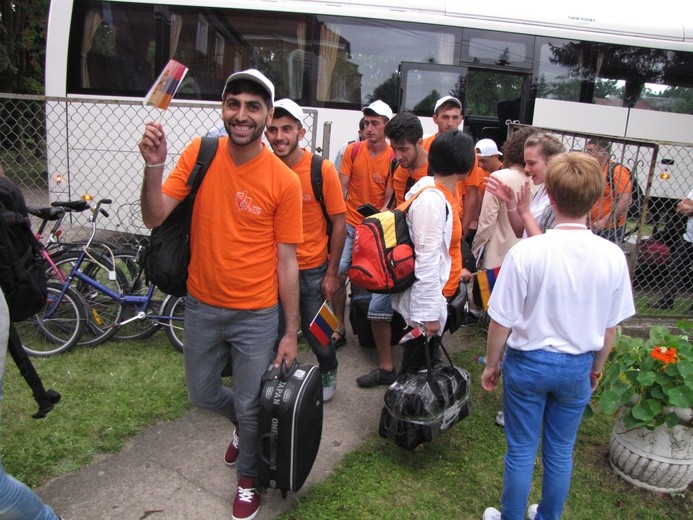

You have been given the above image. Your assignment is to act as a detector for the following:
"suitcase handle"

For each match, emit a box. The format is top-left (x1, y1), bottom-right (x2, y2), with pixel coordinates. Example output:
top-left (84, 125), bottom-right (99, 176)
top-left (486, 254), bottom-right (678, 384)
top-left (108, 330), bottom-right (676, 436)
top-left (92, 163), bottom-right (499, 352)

top-left (259, 431), bottom-right (278, 470)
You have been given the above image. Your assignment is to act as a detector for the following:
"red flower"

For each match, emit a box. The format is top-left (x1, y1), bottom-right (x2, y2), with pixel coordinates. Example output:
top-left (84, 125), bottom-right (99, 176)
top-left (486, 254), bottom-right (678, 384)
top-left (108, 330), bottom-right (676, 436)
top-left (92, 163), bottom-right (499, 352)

top-left (650, 345), bottom-right (677, 365)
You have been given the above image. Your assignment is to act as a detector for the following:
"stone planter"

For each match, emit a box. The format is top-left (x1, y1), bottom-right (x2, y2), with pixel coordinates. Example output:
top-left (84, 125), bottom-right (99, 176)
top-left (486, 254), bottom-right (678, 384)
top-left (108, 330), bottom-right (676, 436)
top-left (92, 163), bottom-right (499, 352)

top-left (609, 409), bottom-right (693, 493)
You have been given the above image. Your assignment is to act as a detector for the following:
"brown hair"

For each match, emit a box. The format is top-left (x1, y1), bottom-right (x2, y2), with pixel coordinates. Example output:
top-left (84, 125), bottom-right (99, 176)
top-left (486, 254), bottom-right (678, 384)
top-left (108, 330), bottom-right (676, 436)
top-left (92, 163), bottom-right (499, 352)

top-left (501, 126), bottom-right (540, 167)
top-left (524, 133), bottom-right (565, 162)
top-left (545, 152), bottom-right (605, 218)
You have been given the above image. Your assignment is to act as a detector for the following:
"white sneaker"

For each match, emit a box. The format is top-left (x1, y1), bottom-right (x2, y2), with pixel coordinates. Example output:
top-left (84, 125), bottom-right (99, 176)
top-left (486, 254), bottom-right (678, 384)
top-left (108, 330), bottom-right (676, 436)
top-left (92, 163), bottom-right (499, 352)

top-left (322, 368), bottom-right (337, 402)
top-left (482, 507), bottom-right (502, 520)
top-left (527, 504), bottom-right (538, 520)
top-left (495, 411), bottom-right (505, 427)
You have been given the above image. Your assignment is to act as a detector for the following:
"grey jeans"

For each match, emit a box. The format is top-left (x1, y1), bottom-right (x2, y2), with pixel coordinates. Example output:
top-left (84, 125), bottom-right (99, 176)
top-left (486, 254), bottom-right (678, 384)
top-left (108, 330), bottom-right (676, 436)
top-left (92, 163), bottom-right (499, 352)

top-left (183, 294), bottom-right (278, 478)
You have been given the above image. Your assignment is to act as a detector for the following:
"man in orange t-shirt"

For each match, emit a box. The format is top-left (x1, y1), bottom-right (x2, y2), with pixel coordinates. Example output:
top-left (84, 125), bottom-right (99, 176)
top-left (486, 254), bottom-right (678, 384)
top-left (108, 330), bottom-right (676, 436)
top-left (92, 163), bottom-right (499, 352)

top-left (332, 99), bottom-right (394, 350)
top-left (139, 69), bottom-right (302, 520)
top-left (265, 98), bottom-right (346, 402)
top-left (423, 96), bottom-right (484, 239)
top-left (355, 111), bottom-right (429, 388)
top-left (585, 137), bottom-right (632, 244)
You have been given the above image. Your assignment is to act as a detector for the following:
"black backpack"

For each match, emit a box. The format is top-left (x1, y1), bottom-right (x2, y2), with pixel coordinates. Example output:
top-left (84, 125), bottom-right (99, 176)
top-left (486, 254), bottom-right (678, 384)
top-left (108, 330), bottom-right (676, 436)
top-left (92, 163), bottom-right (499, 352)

top-left (607, 162), bottom-right (641, 220)
top-left (144, 137), bottom-right (218, 296)
top-left (310, 154), bottom-right (332, 238)
top-left (0, 176), bottom-right (47, 321)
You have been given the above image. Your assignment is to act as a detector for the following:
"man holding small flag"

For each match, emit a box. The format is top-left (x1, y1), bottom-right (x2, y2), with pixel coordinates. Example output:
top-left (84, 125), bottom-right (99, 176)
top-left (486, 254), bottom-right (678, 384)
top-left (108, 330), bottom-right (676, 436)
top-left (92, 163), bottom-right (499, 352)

top-left (266, 98), bottom-right (347, 402)
top-left (139, 69), bottom-right (303, 520)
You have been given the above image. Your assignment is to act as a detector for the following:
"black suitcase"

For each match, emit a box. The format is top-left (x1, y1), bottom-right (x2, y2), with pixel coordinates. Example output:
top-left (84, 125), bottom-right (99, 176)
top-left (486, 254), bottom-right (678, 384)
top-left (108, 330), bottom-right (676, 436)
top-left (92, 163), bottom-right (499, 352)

top-left (257, 360), bottom-right (323, 497)
top-left (379, 338), bottom-right (471, 450)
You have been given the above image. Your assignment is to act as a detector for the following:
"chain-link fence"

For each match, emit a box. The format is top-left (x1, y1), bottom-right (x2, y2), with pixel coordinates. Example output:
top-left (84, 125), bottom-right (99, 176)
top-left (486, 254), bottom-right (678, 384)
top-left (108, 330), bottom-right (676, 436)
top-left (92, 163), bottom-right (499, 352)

top-left (0, 92), bottom-right (318, 244)
top-left (509, 123), bottom-right (693, 318)
top-left (2, 94), bottom-right (691, 317)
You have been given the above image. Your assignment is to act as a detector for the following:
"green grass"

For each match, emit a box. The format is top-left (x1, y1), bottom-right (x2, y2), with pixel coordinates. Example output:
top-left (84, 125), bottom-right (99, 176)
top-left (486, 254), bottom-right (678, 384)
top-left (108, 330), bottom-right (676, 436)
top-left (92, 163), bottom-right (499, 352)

top-left (1, 327), bottom-right (691, 518)
top-left (280, 328), bottom-right (692, 520)
top-left (0, 333), bottom-right (190, 487)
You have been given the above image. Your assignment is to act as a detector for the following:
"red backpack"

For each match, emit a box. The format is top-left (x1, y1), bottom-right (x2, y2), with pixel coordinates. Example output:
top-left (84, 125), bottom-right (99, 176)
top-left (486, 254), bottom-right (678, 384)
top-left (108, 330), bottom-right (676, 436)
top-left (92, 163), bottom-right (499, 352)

top-left (349, 186), bottom-right (439, 294)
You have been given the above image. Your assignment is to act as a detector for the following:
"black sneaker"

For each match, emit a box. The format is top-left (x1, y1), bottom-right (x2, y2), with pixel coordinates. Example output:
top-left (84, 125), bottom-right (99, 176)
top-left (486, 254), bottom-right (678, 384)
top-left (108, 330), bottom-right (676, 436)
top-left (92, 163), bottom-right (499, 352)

top-left (356, 368), bottom-right (397, 388)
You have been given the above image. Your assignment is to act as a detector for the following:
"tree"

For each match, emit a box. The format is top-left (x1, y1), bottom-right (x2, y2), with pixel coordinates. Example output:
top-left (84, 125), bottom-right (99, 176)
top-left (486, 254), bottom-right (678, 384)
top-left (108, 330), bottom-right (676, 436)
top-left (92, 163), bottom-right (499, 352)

top-left (0, 0), bottom-right (48, 93)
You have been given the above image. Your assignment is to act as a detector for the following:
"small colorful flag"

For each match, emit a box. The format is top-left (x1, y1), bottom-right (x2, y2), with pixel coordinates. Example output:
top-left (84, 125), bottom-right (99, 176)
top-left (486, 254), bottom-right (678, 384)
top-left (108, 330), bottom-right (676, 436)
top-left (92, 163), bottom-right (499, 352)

top-left (399, 326), bottom-right (422, 344)
top-left (476, 266), bottom-right (501, 310)
top-left (308, 301), bottom-right (339, 346)
top-left (143, 60), bottom-right (189, 110)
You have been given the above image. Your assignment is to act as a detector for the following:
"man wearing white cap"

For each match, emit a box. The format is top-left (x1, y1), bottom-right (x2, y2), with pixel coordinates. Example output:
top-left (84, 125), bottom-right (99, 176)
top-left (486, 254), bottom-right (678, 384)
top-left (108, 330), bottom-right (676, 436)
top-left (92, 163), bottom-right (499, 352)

top-left (139, 69), bottom-right (303, 520)
top-left (265, 98), bottom-right (346, 402)
top-left (423, 96), bottom-right (484, 240)
top-left (331, 99), bottom-right (395, 352)
top-left (476, 138), bottom-right (503, 177)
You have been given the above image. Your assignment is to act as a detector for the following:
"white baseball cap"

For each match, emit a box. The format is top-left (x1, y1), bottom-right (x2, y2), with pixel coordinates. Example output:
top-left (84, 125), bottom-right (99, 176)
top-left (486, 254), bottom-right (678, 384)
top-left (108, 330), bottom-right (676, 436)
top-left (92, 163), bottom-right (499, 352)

top-left (222, 69), bottom-right (275, 105)
top-left (362, 100), bottom-right (393, 120)
top-left (475, 138), bottom-right (502, 157)
top-left (273, 98), bottom-right (304, 123)
top-left (434, 95), bottom-right (462, 114)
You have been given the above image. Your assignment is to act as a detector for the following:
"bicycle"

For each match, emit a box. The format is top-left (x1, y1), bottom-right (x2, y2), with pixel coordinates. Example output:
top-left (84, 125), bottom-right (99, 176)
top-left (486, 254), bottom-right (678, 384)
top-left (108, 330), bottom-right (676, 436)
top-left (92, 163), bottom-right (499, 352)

top-left (21, 198), bottom-right (186, 356)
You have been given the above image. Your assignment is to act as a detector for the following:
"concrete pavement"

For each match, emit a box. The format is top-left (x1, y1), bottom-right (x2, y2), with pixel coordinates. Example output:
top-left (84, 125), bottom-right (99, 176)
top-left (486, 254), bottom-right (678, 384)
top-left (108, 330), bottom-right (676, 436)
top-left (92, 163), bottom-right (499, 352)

top-left (36, 328), bottom-right (474, 520)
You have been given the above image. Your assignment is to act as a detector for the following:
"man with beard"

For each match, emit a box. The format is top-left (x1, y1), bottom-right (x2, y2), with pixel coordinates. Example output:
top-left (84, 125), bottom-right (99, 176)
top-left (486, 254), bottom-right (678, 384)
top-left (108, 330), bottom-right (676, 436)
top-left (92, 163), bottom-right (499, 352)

top-left (265, 98), bottom-right (346, 401)
top-left (139, 69), bottom-right (303, 520)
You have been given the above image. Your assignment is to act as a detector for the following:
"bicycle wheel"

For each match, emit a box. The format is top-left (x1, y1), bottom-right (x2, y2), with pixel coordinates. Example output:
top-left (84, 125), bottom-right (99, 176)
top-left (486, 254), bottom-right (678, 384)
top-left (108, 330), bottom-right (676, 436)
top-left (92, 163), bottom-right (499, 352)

top-left (17, 282), bottom-right (88, 357)
top-left (162, 295), bottom-right (185, 353)
top-left (111, 250), bottom-right (163, 341)
top-left (50, 251), bottom-right (125, 347)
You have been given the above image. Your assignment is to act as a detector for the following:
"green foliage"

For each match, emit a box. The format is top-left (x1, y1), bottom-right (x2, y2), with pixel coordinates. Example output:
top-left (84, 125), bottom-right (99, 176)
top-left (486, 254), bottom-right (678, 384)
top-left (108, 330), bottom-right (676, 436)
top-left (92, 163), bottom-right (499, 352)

top-left (0, 0), bottom-right (49, 93)
top-left (593, 321), bottom-right (693, 430)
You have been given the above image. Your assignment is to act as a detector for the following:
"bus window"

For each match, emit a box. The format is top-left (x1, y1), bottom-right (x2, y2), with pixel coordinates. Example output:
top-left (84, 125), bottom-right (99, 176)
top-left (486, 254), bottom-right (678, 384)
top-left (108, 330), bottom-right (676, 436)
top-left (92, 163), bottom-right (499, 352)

top-left (535, 38), bottom-right (582, 102)
top-left (315, 16), bottom-right (460, 109)
top-left (399, 63), bottom-right (465, 116)
top-left (461, 28), bottom-right (533, 68)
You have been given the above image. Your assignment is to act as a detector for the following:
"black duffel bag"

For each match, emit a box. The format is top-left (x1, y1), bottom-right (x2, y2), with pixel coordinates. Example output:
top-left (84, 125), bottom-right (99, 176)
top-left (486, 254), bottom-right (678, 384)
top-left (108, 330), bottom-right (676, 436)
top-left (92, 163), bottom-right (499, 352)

top-left (379, 336), bottom-right (471, 450)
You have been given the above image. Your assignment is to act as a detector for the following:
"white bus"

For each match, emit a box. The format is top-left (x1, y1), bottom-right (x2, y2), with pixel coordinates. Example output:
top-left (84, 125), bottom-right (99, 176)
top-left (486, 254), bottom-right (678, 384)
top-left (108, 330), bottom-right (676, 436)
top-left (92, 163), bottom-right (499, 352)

top-left (45, 0), bottom-right (693, 231)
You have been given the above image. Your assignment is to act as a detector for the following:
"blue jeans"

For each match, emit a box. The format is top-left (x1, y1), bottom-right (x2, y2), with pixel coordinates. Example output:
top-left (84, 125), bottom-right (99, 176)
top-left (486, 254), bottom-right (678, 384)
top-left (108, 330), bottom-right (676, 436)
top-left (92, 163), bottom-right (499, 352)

top-left (299, 263), bottom-right (338, 373)
top-left (0, 457), bottom-right (58, 520)
top-left (338, 223), bottom-right (355, 275)
top-left (278, 263), bottom-right (338, 373)
top-left (183, 294), bottom-right (277, 479)
top-left (501, 348), bottom-right (593, 520)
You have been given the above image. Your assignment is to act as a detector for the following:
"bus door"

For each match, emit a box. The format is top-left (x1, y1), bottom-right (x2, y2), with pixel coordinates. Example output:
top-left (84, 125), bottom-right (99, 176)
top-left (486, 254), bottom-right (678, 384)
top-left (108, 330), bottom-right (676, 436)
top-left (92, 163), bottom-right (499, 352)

top-left (399, 62), bottom-right (530, 146)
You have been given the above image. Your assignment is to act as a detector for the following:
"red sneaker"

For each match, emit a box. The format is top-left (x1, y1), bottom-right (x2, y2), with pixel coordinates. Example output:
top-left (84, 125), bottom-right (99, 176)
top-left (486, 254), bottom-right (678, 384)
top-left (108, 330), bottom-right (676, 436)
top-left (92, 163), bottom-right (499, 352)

top-left (224, 429), bottom-right (239, 466)
top-left (232, 476), bottom-right (260, 520)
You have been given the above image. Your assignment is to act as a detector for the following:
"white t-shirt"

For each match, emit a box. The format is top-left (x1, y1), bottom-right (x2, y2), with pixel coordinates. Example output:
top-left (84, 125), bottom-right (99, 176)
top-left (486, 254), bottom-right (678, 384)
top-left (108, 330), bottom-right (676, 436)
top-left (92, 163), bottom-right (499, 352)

top-left (488, 228), bottom-right (635, 355)
top-left (523, 184), bottom-right (554, 238)
top-left (391, 177), bottom-right (452, 331)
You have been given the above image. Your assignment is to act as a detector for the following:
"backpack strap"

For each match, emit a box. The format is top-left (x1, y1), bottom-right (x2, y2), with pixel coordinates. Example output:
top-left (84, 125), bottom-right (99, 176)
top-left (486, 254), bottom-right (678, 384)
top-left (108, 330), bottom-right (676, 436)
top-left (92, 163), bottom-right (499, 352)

top-left (310, 153), bottom-right (333, 237)
top-left (186, 137), bottom-right (219, 195)
top-left (350, 140), bottom-right (363, 162)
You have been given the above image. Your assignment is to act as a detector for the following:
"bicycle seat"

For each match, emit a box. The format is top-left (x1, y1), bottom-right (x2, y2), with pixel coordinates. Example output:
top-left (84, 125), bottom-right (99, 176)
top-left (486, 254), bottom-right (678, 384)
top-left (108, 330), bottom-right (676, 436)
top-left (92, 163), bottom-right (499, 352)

top-left (51, 200), bottom-right (90, 212)
top-left (27, 206), bottom-right (65, 221)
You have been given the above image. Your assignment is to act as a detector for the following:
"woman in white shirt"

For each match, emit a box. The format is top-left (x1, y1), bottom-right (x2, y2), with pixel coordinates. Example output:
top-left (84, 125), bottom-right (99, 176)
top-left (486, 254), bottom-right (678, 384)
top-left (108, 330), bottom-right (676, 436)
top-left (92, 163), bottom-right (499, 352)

top-left (392, 129), bottom-right (475, 371)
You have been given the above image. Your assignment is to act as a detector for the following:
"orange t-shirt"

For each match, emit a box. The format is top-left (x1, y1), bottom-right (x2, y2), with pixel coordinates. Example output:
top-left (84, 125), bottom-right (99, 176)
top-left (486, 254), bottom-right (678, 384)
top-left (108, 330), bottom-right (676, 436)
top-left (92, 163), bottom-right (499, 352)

top-left (340, 141), bottom-right (393, 226)
top-left (162, 138), bottom-right (303, 309)
top-left (391, 163), bottom-right (428, 206)
top-left (589, 161), bottom-right (632, 228)
top-left (292, 150), bottom-right (346, 270)
top-left (437, 181), bottom-right (463, 298)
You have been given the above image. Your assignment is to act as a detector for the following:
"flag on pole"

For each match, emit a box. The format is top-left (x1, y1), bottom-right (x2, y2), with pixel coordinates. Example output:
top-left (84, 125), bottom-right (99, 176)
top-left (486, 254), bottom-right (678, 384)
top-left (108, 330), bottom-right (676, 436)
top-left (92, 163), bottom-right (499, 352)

top-left (308, 301), bottom-right (339, 346)
top-left (143, 60), bottom-right (189, 110)
top-left (476, 266), bottom-right (501, 310)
